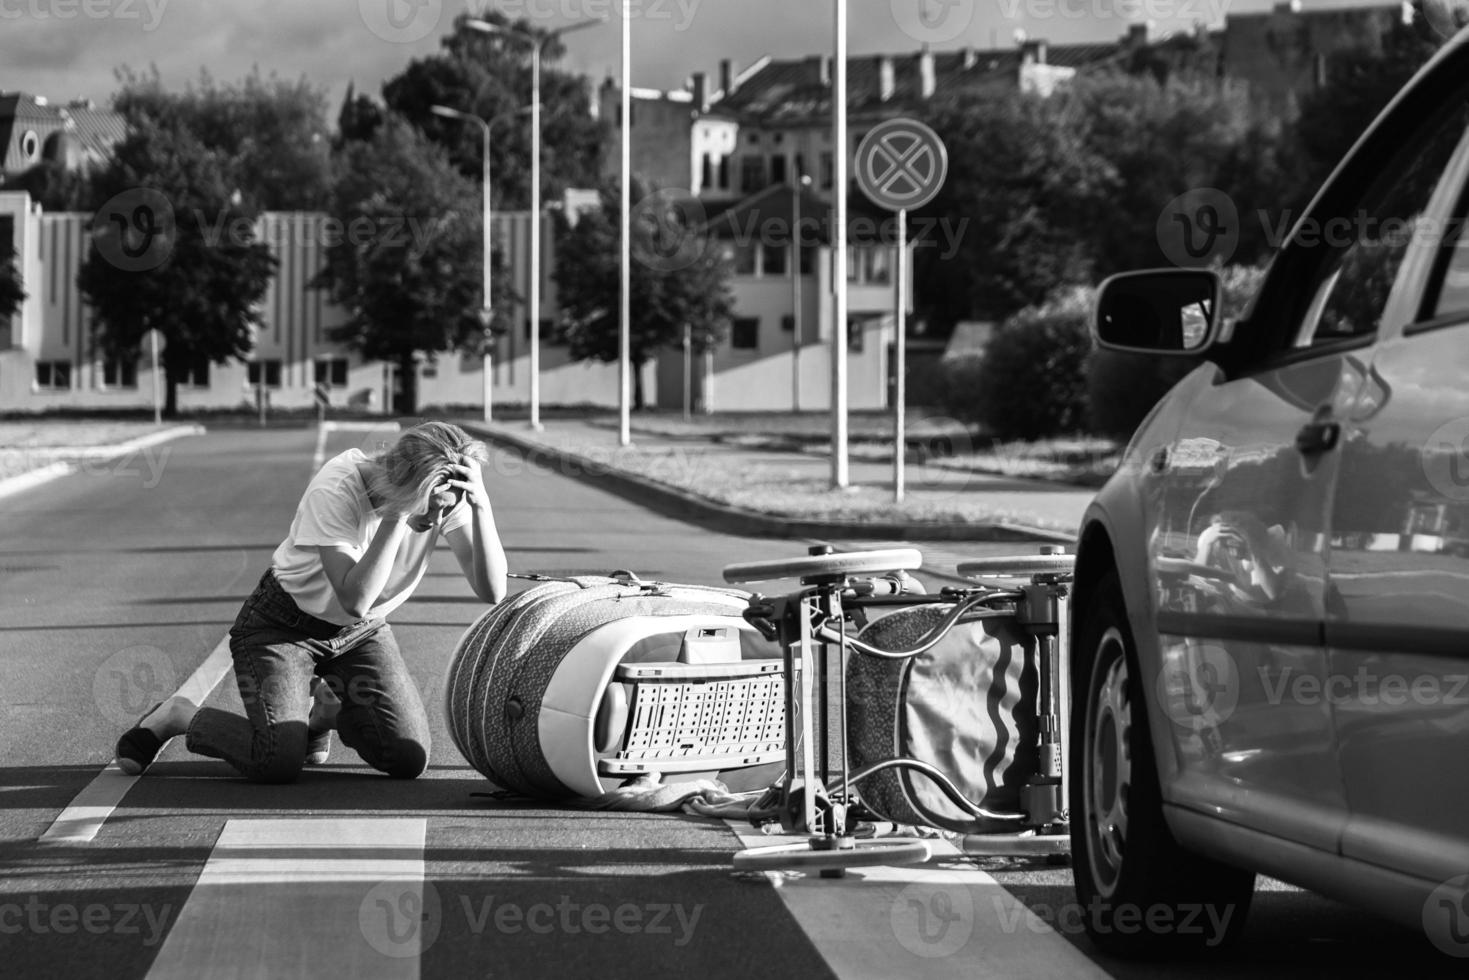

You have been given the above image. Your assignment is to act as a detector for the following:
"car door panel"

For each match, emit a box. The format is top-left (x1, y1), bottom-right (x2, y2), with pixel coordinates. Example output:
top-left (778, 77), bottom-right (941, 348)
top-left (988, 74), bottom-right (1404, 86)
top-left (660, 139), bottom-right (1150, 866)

top-left (1328, 329), bottom-right (1469, 883)
top-left (1150, 354), bottom-right (1362, 853)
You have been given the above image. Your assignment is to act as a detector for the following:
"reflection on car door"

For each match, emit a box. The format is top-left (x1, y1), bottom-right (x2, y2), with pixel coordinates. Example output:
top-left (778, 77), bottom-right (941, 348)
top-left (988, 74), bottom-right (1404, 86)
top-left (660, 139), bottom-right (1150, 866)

top-left (1326, 117), bottom-right (1469, 885)
top-left (1151, 354), bottom-right (1355, 855)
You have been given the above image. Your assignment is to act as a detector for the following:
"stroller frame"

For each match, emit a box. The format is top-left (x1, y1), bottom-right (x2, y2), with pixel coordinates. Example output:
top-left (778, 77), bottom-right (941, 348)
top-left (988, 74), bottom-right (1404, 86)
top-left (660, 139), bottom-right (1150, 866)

top-left (722, 546), bottom-right (1075, 874)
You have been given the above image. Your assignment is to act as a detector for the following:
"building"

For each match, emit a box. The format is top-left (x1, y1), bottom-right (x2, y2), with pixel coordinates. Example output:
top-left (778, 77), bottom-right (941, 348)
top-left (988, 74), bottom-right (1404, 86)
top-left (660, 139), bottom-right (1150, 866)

top-left (0, 191), bottom-right (634, 414)
top-left (1220, 1), bottom-right (1413, 111)
top-left (618, 36), bottom-right (1133, 413)
top-left (0, 93), bottom-right (125, 178)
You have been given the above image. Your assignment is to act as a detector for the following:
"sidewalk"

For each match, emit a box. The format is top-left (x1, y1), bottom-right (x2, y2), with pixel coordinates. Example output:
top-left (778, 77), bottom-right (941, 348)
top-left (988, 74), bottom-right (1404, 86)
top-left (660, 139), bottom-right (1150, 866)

top-left (468, 418), bottom-right (1096, 543)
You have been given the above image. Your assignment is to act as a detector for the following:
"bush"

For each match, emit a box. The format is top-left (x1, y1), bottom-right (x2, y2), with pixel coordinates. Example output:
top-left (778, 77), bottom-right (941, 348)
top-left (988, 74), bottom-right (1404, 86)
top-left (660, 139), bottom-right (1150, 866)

top-left (1085, 264), bottom-right (1267, 439)
top-left (941, 302), bottom-right (1093, 441)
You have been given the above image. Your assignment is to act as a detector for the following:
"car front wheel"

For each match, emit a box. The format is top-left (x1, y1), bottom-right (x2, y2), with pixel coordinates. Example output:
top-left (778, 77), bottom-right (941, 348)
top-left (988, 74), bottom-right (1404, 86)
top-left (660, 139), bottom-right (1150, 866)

top-left (1069, 570), bottom-right (1255, 956)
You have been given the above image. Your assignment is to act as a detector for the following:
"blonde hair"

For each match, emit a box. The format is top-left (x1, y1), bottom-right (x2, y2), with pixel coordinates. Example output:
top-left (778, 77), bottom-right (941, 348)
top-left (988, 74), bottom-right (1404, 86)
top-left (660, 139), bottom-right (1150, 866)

top-left (368, 421), bottom-right (489, 515)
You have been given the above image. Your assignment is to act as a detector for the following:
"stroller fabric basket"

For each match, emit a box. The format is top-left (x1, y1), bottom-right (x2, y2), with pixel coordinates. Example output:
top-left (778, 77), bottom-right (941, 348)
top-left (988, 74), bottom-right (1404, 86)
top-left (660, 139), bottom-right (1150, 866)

top-left (445, 575), bottom-right (785, 800)
top-left (847, 604), bottom-right (1039, 833)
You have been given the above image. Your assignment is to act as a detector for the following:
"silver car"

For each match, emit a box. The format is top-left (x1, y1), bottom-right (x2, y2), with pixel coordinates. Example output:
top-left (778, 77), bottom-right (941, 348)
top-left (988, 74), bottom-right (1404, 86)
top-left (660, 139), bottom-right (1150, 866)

top-left (1070, 27), bottom-right (1469, 957)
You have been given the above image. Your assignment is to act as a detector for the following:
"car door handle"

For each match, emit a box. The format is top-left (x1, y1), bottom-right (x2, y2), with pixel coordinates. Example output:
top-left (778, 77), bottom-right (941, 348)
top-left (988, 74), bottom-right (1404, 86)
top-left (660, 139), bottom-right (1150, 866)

top-left (1295, 420), bottom-right (1341, 456)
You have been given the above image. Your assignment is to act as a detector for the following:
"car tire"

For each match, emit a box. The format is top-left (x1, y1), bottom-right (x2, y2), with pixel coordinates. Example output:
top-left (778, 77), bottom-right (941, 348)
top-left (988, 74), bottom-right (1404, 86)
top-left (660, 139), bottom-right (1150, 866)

top-left (1069, 570), bottom-right (1255, 956)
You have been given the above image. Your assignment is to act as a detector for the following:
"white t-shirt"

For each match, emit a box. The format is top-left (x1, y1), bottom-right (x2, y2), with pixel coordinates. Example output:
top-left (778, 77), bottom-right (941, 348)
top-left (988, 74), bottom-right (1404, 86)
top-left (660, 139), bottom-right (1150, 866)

top-left (272, 449), bottom-right (470, 625)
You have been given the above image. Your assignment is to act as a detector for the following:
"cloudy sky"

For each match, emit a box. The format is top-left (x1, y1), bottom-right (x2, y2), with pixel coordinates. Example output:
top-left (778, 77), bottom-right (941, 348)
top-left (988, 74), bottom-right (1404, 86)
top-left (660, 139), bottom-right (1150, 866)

top-left (0, 0), bottom-right (1393, 112)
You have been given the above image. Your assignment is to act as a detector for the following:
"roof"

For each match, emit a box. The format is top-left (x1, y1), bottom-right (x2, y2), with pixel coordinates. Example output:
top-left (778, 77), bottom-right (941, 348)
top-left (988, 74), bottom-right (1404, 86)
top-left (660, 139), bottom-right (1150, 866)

top-left (714, 44), bottom-right (1125, 124)
top-left (63, 105), bottom-right (129, 159)
top-left (0, 92), bottom-right (127, 168)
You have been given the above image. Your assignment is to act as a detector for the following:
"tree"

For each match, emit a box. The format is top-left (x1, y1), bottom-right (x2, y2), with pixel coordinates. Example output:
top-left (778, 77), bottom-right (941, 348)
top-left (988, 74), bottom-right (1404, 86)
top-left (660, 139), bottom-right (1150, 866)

top-left (554, 179), bottom-right (734, 409)
top-left (317, 115), bottom-right (510, 415)
top-left (114, 66), bottom-right (334, 210)
top-left (382, 12), bottom-right (605, 209)
top-left (1, 159), bottom-right (93, 211)
top-left (916, 91), bottom-right (1100, 328)
top-left (1066, 71), bottom-right (1256, 277)
top-left (1296, 16), bottom-right (1440, 188)
top-left (78, 117), bottom-right (277, 417)
top-left (336, 81), bottom-right (384, 148)
top-left (0, 255), bottom-right (25, 321)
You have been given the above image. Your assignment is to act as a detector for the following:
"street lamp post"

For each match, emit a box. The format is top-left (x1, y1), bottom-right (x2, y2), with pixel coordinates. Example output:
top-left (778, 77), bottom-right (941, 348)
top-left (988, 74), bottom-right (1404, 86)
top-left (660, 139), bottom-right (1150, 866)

top-left (430, 103), bottom-right (532, 424)
top-left (831, 0), bottom-right (849, 490)
top-left (791, 172), bottom-right (813, 413)
top-left (466, 16), bottom-right (604, 432)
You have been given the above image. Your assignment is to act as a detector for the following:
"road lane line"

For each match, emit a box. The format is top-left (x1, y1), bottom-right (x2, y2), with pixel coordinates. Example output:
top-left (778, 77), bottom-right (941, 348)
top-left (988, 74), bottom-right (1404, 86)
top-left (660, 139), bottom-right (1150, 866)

top-left (39, 636), bottom-right (234, 844)
top-left (726, 822), bottom-right (1111, 980)
top-left (312, 421), bottom-right (334, 470)
top-left (146, 818), bottom-right (426, 980)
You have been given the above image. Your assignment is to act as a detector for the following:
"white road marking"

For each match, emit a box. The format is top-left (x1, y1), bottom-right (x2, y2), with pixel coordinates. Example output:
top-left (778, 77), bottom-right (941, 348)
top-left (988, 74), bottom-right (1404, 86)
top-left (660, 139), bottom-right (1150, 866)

top-left (313, 420), bottom-right (401, 470)
top-left (39, 637), bottom-right (234, 844)
top-left (312, 422), bottom-right (332, 470)
top-left (146, 818), bottom-right (426, 979)
top-left (0, 425), bottom-right (206, 501)
top-left (726, 822), bottom-right (1111, 980)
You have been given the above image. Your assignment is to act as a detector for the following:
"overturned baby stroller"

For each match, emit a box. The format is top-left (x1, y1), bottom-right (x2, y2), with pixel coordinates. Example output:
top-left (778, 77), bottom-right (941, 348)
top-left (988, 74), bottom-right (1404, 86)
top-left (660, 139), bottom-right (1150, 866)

top-left (444, 572), bottom-right (787, 799)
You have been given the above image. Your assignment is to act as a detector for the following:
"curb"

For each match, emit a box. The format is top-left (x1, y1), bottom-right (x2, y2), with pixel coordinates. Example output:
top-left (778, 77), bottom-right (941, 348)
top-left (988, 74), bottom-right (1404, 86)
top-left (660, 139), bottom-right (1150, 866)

top-left (0, 424), bottom-right (208, 501)
top-left (468, 424), bottom-right (1078, 544)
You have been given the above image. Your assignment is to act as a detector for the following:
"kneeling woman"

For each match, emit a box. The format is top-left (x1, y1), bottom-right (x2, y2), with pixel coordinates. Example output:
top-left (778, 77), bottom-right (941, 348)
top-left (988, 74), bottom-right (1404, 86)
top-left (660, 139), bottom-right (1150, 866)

top-left (116, 421), bottom-right (508, 782)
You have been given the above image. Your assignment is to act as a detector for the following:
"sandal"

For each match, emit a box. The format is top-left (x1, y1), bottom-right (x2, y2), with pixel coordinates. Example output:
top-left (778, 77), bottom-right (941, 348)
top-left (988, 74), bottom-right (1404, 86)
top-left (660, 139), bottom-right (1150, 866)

top-left (115, 702), bottom-right (166, 776)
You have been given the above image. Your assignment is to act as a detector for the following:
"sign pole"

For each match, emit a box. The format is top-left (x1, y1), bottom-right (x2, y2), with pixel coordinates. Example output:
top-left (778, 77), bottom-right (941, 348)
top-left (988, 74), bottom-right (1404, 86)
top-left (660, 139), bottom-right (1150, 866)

top-left (852, 117), bottom-right (948, 508)
top-left (149, 330), bottom-right (162, 425)
top-left (894, 207), bottom-right (906, 505)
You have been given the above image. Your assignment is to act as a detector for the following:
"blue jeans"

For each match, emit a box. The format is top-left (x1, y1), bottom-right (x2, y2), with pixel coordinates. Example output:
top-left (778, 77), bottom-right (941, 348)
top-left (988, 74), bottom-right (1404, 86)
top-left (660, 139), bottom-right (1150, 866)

top-left (186, 570), bottom-right (431, 783)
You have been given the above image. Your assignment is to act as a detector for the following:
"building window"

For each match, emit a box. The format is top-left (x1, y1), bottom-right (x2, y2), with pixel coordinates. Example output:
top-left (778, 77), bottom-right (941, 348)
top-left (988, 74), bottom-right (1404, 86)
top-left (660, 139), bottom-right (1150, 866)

top-left (731, 317), bottom-right (760, 350)
top-left (247, 359), bottom-right (283, 389)
top-left (865, 246), bottom-right (892, 285)
top-left (762, 242), bottom-right (788, 277)
top-left (725, 242), bottom-right (757, 276)
top-left (35, 360), bottom-right (71, 391)
top-left (701, 153), bottom-right (714, 190)
top-left (748, 132), bottom-right (761, 145)
top-left (102, 356), bottom-right (138, 389)
top-left (799, 244), bottom-right (815, 276)
top-left (770, 154), bottom-right (788, 186)
top-left (820, 152), bottom-right (834, 190)
top-left (781, 314), bottom-right (795, 332)
top-left (181, 357), bottom-right (211, 389)
top-left (794, 153), bottom-right (807, 181)
top-left (314, 357), bottom-right (349, 388)
top-left (718, 155), bottom-right (730, 190)
top-left (741, 155), bottom-right (767, 194)
top-left (20, 130), bottom-right (39, 162)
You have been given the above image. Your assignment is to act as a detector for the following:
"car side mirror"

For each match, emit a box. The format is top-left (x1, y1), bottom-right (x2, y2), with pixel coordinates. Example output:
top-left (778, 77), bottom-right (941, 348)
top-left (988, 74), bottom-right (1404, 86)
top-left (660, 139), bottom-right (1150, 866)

top-left (1094, 269), bottom-right (1222, 356)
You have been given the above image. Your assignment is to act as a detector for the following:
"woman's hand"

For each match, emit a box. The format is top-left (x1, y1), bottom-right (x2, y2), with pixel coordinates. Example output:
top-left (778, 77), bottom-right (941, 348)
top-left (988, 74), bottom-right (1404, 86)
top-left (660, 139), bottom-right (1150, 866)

top-left (442, 454), bottom-right (491, 511)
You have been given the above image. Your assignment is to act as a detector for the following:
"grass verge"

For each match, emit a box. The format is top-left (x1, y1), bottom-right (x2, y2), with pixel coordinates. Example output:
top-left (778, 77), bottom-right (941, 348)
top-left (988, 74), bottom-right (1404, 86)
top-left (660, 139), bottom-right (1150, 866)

top-left (487, 423), bottom-right (1085, 531)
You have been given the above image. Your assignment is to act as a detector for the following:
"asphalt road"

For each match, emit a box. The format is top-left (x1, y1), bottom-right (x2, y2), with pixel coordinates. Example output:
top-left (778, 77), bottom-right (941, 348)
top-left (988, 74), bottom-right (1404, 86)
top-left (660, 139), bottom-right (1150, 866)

top-left (0, 425), bottom-right (1459, 978)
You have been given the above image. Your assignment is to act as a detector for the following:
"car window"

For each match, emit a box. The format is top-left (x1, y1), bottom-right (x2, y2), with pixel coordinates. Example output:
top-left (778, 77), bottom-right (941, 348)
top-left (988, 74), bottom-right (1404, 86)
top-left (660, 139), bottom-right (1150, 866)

top-left (1295, 107), bottom-right (1469, 348)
